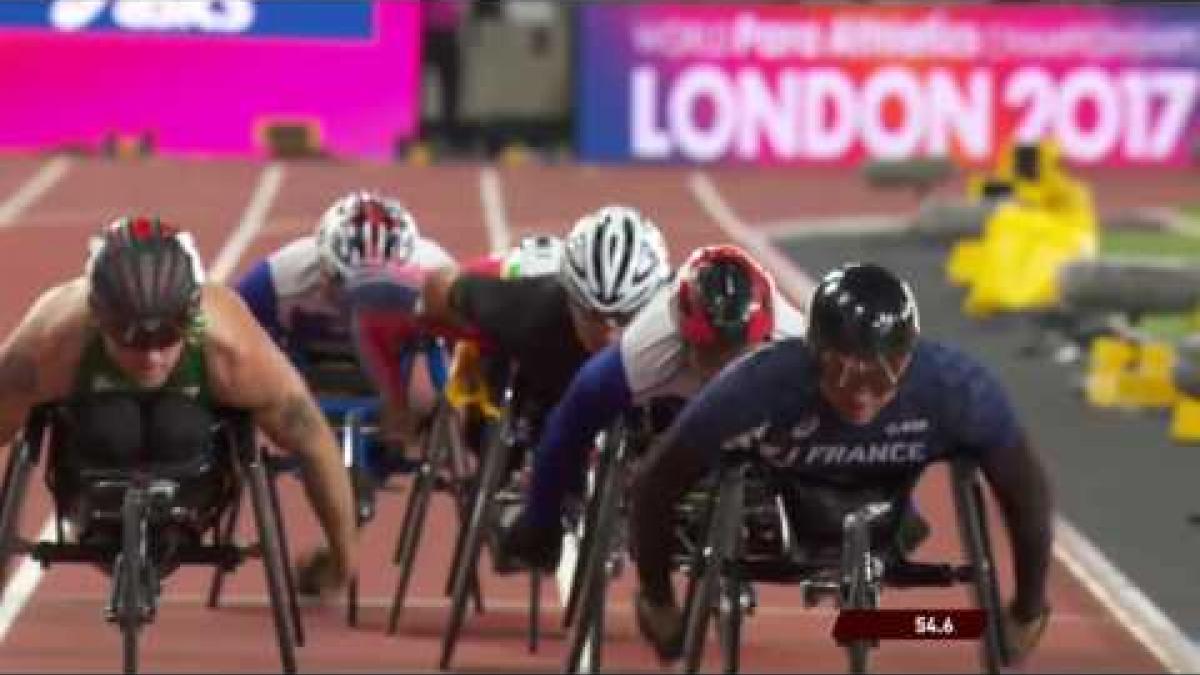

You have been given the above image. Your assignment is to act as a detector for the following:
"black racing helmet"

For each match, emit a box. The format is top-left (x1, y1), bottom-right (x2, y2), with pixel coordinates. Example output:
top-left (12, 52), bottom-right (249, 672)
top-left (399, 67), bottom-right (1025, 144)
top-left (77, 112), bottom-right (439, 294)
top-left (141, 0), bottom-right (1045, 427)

top-left (87, 216), bottom-right (205, 348)
top-left (805, 263), bottom-right (919, 362)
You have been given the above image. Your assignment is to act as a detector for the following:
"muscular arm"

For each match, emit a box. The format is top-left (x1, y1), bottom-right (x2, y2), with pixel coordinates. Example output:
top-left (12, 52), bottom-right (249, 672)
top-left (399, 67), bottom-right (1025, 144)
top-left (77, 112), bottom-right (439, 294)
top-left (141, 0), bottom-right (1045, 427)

top-left (526, 345), bottom-right (634, 528)
top-left (979, 436), bottom-right (1054, 621)
top-left (205, 285), bottom-right (357, 579)
top-left (0, 282), bottom-right (84, 446)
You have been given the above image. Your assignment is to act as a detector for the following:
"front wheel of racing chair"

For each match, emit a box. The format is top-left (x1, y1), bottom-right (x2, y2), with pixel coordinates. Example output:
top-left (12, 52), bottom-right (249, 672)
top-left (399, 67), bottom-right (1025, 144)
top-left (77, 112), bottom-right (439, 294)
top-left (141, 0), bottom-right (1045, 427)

top-left (0, 405), bottom-right (48, 597)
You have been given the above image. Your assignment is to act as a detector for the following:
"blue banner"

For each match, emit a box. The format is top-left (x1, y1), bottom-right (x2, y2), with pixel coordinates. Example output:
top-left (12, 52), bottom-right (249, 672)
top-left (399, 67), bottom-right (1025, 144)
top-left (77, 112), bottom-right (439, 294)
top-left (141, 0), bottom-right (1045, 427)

top-left (0, 1), bottom-right (374, 39)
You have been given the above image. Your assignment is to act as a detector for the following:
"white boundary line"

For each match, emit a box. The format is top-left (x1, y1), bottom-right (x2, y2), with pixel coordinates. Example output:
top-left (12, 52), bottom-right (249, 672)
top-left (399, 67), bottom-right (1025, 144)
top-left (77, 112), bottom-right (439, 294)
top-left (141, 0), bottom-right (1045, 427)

top-left (209, 162), bottom-right (284, 283)
top-left (757, 214), bottom-right (910, 241)
top-left (0, 157), bottom-right (73, 228)
top-left (0, 164), bottom-right (281, 644)
top-left (688, 170), bottom-right (1200, 674)
top-left (1054, 517), bottom-right (1200, 673)
top-left (479, 166), bottom-right (511, 254)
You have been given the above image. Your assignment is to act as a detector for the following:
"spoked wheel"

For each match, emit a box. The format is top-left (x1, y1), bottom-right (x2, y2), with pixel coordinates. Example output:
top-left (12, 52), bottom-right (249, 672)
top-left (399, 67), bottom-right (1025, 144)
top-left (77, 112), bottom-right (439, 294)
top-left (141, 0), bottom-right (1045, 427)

top-left (117, 488), bottom-right (147, 675)
top-left (565, 423), bottom-right (629, 672)
top-left (439, 404), bottom-right (513, 670)
top-left (388, 398), bottom-right (460, 633)
top-left (0, 433), bottom-right (35, 593)
top-left (682, 465), bottom-right (746, 674)
top-left (951, 461), bottom-right (1008, 673)
top-left (245, 453), bottom-right (298, 674)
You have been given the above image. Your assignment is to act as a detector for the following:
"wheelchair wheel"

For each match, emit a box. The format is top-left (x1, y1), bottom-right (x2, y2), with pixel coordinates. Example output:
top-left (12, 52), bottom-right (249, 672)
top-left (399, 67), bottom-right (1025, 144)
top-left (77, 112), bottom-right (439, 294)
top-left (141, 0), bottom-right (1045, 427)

top-left (840, 505), bottom-right (881, 675)
top-left (682, 464), bottom-right (746, 674)
top-left (951, 461), bottom-right (1007, 673)
top-left (439, 404), bottom-right (514, 670)
top-left (565, 422), bottom-right (630, 672)
top-left (118, 488), bottom-right (147, 675)
top-left (563, 427), bottom-right (620, 630)
top-left (388, 397), bottom-right (462, 633)
top-left (0, 432), bottom-right (35, 592)
top-left (245, 452), bottom-right (298, 674)
top-left (715, 554), bottom-right (746, 673)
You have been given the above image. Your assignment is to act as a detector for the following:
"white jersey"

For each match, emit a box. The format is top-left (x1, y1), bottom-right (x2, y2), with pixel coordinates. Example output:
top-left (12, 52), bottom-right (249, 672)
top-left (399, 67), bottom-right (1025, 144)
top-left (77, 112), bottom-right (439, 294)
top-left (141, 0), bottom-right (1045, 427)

top-left (619, 280), bottom-right (806, 403)
top-left (238, 235), bottom-right (453, 359)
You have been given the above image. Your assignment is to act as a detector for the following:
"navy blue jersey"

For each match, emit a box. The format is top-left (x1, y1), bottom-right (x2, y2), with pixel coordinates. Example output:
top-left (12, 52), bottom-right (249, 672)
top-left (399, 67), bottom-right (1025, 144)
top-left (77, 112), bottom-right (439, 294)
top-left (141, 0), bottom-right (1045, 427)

top-left (673, 337), bottom-right (1023, 490)
top-left (630, 336), bottom-right (1049, 610)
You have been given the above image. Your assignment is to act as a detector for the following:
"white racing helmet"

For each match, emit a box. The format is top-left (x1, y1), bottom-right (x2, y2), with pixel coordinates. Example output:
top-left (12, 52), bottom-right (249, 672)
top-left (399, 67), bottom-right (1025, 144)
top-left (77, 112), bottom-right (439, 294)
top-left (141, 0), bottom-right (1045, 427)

top-left (560, 205), bottom-right (671, 318)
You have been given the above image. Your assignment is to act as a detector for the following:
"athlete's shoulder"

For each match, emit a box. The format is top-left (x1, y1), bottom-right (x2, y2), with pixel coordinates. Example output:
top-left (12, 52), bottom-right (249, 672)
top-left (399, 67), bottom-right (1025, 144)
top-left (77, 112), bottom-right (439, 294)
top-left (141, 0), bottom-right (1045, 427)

top-left (265, 237), bottom-right (322, 298)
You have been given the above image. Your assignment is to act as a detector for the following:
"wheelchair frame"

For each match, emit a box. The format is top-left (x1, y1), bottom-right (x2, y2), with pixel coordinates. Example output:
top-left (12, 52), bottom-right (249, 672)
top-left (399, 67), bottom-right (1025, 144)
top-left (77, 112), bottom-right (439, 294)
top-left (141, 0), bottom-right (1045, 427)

top-left (434, 363), bottom-right (554, 670)
top-left (0, 404), bottom-right (300, 674)
top-left (676, 454), bottom-right (1009, 674)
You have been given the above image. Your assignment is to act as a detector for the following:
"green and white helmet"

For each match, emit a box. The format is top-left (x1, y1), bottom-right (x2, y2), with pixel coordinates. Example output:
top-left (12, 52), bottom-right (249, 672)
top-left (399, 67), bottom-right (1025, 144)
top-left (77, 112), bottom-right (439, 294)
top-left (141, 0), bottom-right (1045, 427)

top-left (502, 234), bottom-right (565, 279)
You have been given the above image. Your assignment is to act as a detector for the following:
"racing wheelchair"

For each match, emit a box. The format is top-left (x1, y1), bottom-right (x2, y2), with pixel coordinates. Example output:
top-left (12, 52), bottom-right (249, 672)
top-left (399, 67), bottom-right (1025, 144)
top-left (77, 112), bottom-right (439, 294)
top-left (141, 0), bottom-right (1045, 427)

top-left (562, 415), bottom-right (1009, 674)
top-left (673, 453), bottom-right (1009, 674)
top-left (0, 403), bottom-right (299, 674)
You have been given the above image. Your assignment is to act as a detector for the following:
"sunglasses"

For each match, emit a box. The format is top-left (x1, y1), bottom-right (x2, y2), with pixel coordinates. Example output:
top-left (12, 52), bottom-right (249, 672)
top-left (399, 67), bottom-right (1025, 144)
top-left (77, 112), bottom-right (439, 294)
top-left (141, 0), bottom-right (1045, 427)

top-left (103, 322), bottom-right (186, 351)
top-left (820, 350), bottom-right (910, 396)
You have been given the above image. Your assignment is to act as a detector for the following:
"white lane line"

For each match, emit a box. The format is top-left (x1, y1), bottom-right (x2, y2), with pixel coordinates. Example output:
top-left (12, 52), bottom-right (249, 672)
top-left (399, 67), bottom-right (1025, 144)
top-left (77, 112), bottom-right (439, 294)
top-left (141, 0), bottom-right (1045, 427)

top-left (690, 170), bottom-right (1199, 674)
top-left (1054, 517), bottom-right (1200, 674)
top-left (0, 164), bottom-right (281, 644)
top-left (209, 162), bottom-right (284, 283)
top-left (480, 166), bottom-right (511, 254)
top-left (0, 520), bottom-right (56, 641)
top-left (687, 172), bottom-right (815, 302)
top-left (0, 157), bottom-right (73, 228)
top-left (757, 214), bottom-right (909, 240)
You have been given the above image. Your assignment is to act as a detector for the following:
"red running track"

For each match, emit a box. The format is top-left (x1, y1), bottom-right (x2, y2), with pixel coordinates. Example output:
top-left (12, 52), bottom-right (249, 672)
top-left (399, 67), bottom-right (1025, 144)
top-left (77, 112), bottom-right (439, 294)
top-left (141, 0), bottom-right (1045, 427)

top-left (0, 156), bottom-right (1187, 673)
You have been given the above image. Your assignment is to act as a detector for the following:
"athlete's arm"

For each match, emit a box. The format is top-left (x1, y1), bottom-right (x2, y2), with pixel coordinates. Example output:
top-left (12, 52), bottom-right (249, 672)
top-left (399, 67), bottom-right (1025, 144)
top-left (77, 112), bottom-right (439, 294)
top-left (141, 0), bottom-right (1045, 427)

top-left (0, 282), bottom-right (84, 447)
top-left (204, 284), bottom-right (357, 584)
top-left (525, 345), bottom-right (634, 528)
top-left (630, 347), bottom-right (775, 608)
top-left (944, 353), bottom-right (1053, 650)
top-left (234, 259), bottom-right (286, 346)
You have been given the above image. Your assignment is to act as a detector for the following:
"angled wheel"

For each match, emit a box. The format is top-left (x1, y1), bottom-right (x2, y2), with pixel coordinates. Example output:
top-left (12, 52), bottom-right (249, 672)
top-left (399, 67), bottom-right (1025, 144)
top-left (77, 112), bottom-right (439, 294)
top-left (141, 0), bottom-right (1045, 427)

top-left (682, 464), bottom-right (746, 674)
top-left (245, 450), bottom-right (298, 674)
top-left (388, 397), bottom-right (459, 633)
top-left (564, 421), bottom-right (629, 672)
top-left (439, 401), bottom-right (513, 670)
top-left (0, 428), bottom-right (36, 594)
top-left (951, 460), bottom-right (1007, 674)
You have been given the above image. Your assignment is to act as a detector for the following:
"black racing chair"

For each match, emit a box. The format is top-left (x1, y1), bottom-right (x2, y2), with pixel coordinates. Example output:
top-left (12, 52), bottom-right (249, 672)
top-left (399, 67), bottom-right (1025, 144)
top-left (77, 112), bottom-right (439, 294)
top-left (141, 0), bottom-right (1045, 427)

top-left (0, 403), bottom-right (300, 674)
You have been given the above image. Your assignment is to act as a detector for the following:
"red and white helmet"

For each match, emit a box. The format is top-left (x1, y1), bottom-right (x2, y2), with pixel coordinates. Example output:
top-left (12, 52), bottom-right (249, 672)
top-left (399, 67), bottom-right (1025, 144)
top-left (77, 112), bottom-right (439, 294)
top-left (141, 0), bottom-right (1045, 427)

top-left (315, 191), bottom-right (419, 280)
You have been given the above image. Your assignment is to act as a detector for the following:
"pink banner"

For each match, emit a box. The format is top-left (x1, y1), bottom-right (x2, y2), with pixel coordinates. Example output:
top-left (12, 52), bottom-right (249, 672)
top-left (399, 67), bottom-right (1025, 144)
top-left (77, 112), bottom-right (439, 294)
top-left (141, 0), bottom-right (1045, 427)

top-left (0, 2), bottom-right (420, 160)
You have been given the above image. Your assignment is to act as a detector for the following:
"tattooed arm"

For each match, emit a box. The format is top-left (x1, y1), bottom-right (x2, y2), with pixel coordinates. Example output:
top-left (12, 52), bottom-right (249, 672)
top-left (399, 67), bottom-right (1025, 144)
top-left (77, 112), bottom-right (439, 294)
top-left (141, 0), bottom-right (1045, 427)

top-left (204, 284), bottom-right (358, 584)
top-left (0, 282), bottom-right (86, 446)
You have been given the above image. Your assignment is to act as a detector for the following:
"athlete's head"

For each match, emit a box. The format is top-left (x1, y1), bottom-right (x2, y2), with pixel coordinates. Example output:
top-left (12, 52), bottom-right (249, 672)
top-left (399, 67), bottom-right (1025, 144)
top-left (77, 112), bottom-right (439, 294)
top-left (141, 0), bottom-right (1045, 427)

top-left (504, 234), bottom-right (564, 278)
top-left (560, 205), bottom-right (671, 350)
top-left (316, 191), bottom-right (419, 286)
top-left (86, 216), bottom-right (205, 387)
top-left (806, 262), bottom-right (919, 425)
top-left (676, 245), bottom-right (774, 372)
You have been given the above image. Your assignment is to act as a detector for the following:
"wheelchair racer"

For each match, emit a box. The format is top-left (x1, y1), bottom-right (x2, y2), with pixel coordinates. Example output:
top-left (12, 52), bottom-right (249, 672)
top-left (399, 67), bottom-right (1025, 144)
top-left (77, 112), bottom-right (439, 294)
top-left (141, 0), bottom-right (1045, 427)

top-left (629, 262), bottom-right (1054, 665)
top-left (0, 217), bottom-right (358, 590)
top-left (494, 244), bottom-right (812, 570)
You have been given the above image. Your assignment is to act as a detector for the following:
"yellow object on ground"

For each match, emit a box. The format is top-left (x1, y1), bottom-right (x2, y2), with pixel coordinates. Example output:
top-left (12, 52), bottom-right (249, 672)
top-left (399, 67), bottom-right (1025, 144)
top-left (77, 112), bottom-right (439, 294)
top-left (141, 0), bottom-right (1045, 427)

top-left (1085, 337), bottom-right (1179, 409)
top-left (1171, 397), bottom-right (1200, 443)
top-left (948, 139), bottom-right (1098, 317)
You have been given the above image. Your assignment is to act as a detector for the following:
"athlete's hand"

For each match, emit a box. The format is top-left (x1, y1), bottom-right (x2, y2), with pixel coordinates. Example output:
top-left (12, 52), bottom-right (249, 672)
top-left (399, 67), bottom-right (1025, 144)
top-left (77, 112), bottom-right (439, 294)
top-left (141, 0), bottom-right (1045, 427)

top-left (634, 590), bottom-right (684, 663)
top-left (1004, 602), bottom-right (1051, 666)
top-left (295, 545), bottom-right (353, 598)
